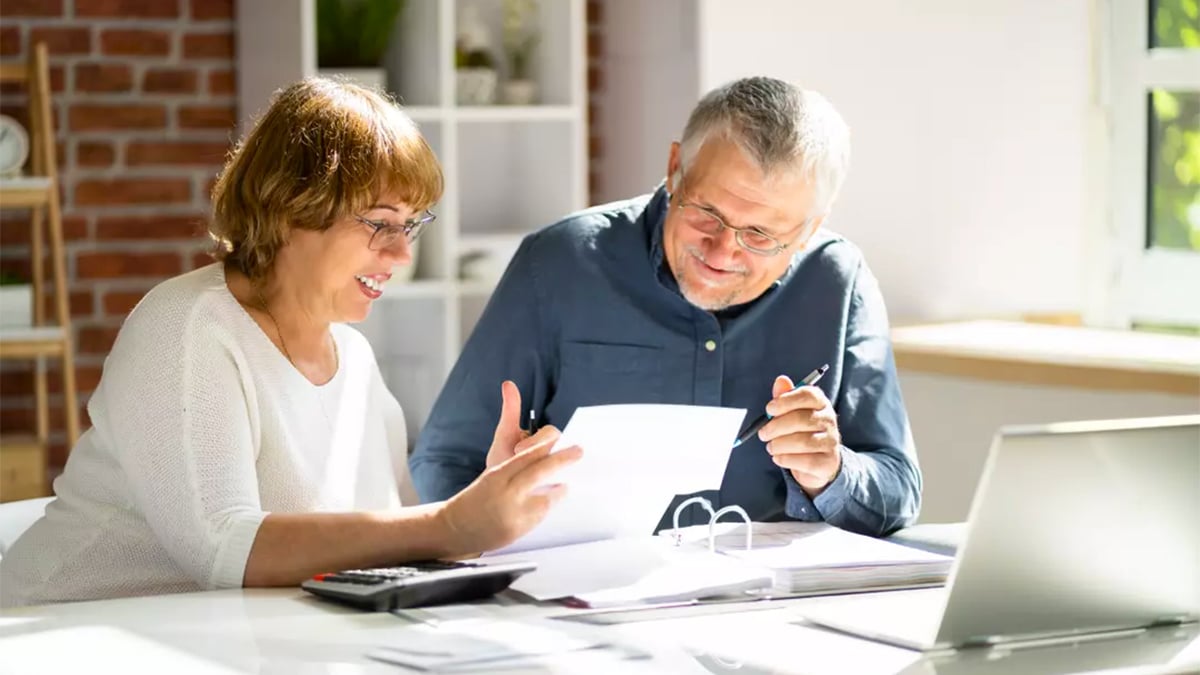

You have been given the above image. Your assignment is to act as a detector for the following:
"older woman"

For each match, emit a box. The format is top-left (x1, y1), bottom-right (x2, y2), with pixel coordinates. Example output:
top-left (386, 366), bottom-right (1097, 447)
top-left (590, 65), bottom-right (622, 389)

top-left (0, 79), bottom-right (579, 607)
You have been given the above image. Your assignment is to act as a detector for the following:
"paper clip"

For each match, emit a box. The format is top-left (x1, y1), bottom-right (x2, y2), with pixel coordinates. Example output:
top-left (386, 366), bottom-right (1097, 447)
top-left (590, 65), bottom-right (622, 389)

top-left (669, 497), bottom-right (753, 552)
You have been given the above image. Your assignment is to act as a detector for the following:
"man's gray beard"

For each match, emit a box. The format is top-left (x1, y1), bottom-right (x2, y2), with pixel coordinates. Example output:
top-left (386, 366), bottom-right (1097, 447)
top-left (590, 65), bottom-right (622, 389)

top-left (675, 269), bottom-right (741, 312)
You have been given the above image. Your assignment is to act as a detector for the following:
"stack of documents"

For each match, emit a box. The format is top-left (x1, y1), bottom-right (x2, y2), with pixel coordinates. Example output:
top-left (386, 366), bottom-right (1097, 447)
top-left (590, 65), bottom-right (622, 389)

top-left (486, 536), bottom-right (773, 608)
top-left (711, 522), bottom-right (953, 594)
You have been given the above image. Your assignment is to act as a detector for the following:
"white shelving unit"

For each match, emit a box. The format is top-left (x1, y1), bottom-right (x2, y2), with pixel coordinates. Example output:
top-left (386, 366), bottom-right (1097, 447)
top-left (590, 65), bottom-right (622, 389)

top-left (236, 0), bottom-right (587, 444)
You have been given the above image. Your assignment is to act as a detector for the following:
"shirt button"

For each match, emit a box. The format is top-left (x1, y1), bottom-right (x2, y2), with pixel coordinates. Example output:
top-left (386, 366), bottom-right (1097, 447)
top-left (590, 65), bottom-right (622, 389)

top-left (704, 340), bottom-right (717, 352)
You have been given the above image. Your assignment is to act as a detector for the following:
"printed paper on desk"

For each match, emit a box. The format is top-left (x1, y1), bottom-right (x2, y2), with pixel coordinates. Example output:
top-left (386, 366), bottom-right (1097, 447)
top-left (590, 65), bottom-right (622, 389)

top-left (367, 618), bottom-right (614, 671)
top-left (487, 404), bottom-right (746, 555)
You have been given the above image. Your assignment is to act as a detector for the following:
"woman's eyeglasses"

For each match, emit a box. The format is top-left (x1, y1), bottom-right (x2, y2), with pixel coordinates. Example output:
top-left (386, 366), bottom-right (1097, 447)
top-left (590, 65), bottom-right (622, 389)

top-left (355, 210), bottom-right (437, 251)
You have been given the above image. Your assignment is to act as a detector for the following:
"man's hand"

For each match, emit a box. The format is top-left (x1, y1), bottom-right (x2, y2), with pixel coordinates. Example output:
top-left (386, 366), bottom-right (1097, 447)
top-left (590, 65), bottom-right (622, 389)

top-left (758, 375), bottom-right (842, 497)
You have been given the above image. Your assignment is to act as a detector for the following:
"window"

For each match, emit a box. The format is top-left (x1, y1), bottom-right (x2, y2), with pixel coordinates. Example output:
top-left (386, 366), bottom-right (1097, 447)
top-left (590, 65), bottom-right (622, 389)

top-left (1104, 0), bottom-right (1200, 328)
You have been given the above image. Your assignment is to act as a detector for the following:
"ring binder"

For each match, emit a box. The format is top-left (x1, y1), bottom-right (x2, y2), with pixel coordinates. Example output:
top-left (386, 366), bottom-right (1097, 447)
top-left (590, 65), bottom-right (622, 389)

top-left (669, 497), bottom-right (754, 552)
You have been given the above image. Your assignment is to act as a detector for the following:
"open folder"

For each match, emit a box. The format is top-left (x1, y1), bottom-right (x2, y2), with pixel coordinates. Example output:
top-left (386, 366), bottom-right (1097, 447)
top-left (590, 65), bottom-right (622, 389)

top-left (483, 403), bottom-right (951, 609)
top-left (487, 517), bottom-right (953, 609)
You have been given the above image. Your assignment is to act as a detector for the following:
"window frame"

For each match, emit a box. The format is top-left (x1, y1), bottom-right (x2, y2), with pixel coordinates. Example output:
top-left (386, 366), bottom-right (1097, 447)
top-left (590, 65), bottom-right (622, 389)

top-left (1100, 0), bottom-right (1200, 328)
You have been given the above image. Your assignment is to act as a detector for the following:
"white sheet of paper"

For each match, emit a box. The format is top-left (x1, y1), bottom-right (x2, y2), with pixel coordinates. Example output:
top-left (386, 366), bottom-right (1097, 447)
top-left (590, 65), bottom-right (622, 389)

top-left (367, 618), bottom-right (612, 671)
top-left (487, 404), bottom-right (746, 555)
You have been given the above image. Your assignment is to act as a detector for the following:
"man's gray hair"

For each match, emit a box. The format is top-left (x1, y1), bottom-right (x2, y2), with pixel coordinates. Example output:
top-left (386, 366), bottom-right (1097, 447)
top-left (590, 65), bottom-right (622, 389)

top-left (678, 77), bottom-right (851, 214)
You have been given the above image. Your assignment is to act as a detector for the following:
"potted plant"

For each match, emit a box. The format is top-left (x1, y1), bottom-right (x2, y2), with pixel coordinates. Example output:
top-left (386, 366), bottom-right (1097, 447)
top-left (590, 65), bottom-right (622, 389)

top-left (455, 3), bottom-right (499, 105)
top-left (316, 0), bottom-right (406, 92)
top-left (0, 270), bottom-right (32, 329)
top-left (501, 0), bottom-right (540, 104)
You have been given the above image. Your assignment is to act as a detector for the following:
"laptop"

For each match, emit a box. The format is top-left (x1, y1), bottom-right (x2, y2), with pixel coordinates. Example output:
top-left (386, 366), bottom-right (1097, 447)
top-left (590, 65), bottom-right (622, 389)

top-left (800, 415), bottom-right (1200, 652)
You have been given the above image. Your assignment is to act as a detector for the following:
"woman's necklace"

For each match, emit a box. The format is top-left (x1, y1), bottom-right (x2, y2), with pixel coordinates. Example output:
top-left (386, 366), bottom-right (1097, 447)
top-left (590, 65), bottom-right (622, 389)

top-left (256, 286), bottom-right (338, 429)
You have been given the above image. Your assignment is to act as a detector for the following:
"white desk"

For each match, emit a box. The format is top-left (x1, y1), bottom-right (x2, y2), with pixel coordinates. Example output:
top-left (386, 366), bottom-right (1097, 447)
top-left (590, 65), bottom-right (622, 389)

top-left (2, 587), bottom-right (1197, 674)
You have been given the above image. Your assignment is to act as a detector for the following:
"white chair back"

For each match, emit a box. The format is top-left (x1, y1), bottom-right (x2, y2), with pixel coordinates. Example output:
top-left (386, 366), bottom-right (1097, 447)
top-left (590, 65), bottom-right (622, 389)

top-left (0, 497), bottom-right (52, 557)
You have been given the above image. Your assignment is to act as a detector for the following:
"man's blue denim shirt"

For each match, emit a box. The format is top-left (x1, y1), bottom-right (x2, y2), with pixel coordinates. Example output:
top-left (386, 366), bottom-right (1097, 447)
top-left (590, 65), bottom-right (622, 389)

top-left (410, 187), bottom-right (921, 537)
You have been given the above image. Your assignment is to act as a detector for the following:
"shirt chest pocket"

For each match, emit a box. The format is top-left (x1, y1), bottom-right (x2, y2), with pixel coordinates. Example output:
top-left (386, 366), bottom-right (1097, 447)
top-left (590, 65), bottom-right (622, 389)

top-left (554, 341), bottom-right (665, 409)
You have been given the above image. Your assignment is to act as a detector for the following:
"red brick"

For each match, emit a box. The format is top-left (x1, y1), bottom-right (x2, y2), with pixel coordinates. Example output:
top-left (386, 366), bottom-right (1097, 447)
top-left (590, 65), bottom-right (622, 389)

top-left (41, 291), bottom-right (94, 319)
top-left (69, 104), bottom-right (166, 131)
top-left (0, 365), bottom-right (33, 392)
top-left (588, 65), bottom-right (602, 92)
top-left (0, 214), bottom-right (87, 245)
top-left (182, 32), bottom-right (233, 59)
top-left (0, 253), bottom-right (31, 278)
top-left (102, 289), bottom-right (151, 315)
top-left (74, 178), bottom-right (191, 207)
top-left (76, 324), bottom-right (122, 354)
top-left (61, 215), bottom-right (89, 241)
top-left (76, 252), bottom-right (181, 280)
top-left (0, 406), bottom-right (34, 435)
top-left (587, 32), bottom-right (602, 59)
top-left (126, 141), bottom-right (229, 166)
top-left (100, 29), bottom-right (170, 57)
top-left (94, 214), bottom-right (205, 241)
top-left (3, 0), bottom-right (63, 17)
top-left (586, 0), bottom-right (602, 25)
top-left (178, 105), bottom-right (235, 130)
top-left (589, 134), bottom-right (603, 160)
top-left (29, 26), bottom-right (91, 55)
top-left (143, 68), bottom-right (197, 94)
top-left (191, 249), bottom-right (215, 269)
top-left (49, 65), bottom-right (65, 93)
top-left (0, 26), bottom-right (23, 57)
top-left (47, 400), bottom-right (93, 433)
top-left (191, 0), bottom-right (233, 20)
top-left (77, 0), bottom-right (180, 19)
top-left (76, 140), bottom-right (116, 167)
top-left (74, 63), bottom-right (134, 93)
top-left (46, 365), bottom-right (104, 394)
top-left (208, 69), bottom-right (235, 95)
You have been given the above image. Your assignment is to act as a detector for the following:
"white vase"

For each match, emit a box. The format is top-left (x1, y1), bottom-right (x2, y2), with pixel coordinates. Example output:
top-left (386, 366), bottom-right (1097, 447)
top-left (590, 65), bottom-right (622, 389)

top-left (502, 79), bottom-right (538, 105)
top-left (456, 68), bottom-right (498, 105)
top-left (318, 68), bottom-right (387, 93)
top-left (0, 284), bottom-right (32, 328)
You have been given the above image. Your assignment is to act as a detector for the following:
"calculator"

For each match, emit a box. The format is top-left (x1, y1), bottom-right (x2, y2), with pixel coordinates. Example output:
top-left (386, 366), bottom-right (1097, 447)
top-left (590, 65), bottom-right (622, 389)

top-left (300, 559), bottom-right (537, 611)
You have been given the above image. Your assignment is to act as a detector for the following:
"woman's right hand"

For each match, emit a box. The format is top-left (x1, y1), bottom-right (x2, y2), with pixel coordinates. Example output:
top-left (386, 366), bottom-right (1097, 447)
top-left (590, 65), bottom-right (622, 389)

top-left (439, 423), bottom-right (581, 556)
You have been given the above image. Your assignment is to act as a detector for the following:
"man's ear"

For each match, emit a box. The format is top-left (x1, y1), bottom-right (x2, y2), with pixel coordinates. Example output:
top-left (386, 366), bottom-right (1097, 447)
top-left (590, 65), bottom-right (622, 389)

top-left (666, 141), bottom-right (683, 195)
top-left (792, 214), bottom-right (827, 251)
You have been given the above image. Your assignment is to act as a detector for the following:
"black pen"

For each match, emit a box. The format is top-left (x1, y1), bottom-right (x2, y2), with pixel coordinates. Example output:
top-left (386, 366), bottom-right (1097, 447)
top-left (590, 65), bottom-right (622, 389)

top-left (732, 364), bottom-right (829, 448)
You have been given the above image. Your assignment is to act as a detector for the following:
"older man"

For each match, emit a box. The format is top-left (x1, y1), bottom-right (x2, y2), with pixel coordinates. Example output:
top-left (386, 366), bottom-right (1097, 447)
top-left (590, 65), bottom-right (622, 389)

top-left (411, 76), bottom-right (921, 536)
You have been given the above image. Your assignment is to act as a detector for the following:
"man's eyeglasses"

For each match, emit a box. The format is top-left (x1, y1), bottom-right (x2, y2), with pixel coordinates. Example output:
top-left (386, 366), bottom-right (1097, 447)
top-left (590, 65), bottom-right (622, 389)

top-left (674, 194), bottom-right (803, 256)
top-left (354, 210), bottom-right (436, 251)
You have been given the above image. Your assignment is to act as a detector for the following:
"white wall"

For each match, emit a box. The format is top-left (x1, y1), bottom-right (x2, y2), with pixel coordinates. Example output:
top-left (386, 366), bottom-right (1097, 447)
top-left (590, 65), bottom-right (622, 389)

top-left (902, 374), bottom-right (1198, 523)
top-left (595, 0), bottom-right (698, 203)
top-left (697, 0), bottom-right (1093, 321)
top-left (599, 0), bottom-right (1199, 524)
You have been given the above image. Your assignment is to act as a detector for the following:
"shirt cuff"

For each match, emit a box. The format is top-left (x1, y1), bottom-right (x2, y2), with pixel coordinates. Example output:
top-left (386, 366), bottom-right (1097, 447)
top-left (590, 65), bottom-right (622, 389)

top-left (209, 510), bottom-right (268, 590)
top-left (784, 445), bottom-right (854, 521)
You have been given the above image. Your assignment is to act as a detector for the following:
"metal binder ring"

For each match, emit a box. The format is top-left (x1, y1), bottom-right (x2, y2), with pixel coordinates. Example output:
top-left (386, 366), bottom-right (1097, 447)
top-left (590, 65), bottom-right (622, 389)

top-left (708, 505), bottom-right (752, 553)
top-left (670, 496), bottom-right (716, 546)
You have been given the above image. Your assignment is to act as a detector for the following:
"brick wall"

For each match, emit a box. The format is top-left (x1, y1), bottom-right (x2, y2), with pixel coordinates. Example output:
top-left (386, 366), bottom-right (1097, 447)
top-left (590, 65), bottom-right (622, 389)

top-left (0, 0), bottom-right (235, 467)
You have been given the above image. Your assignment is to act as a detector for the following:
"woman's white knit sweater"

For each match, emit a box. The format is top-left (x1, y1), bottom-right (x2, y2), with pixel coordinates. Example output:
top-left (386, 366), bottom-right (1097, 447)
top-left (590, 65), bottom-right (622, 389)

top-left (1, 264), bottom-right (416, 607)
